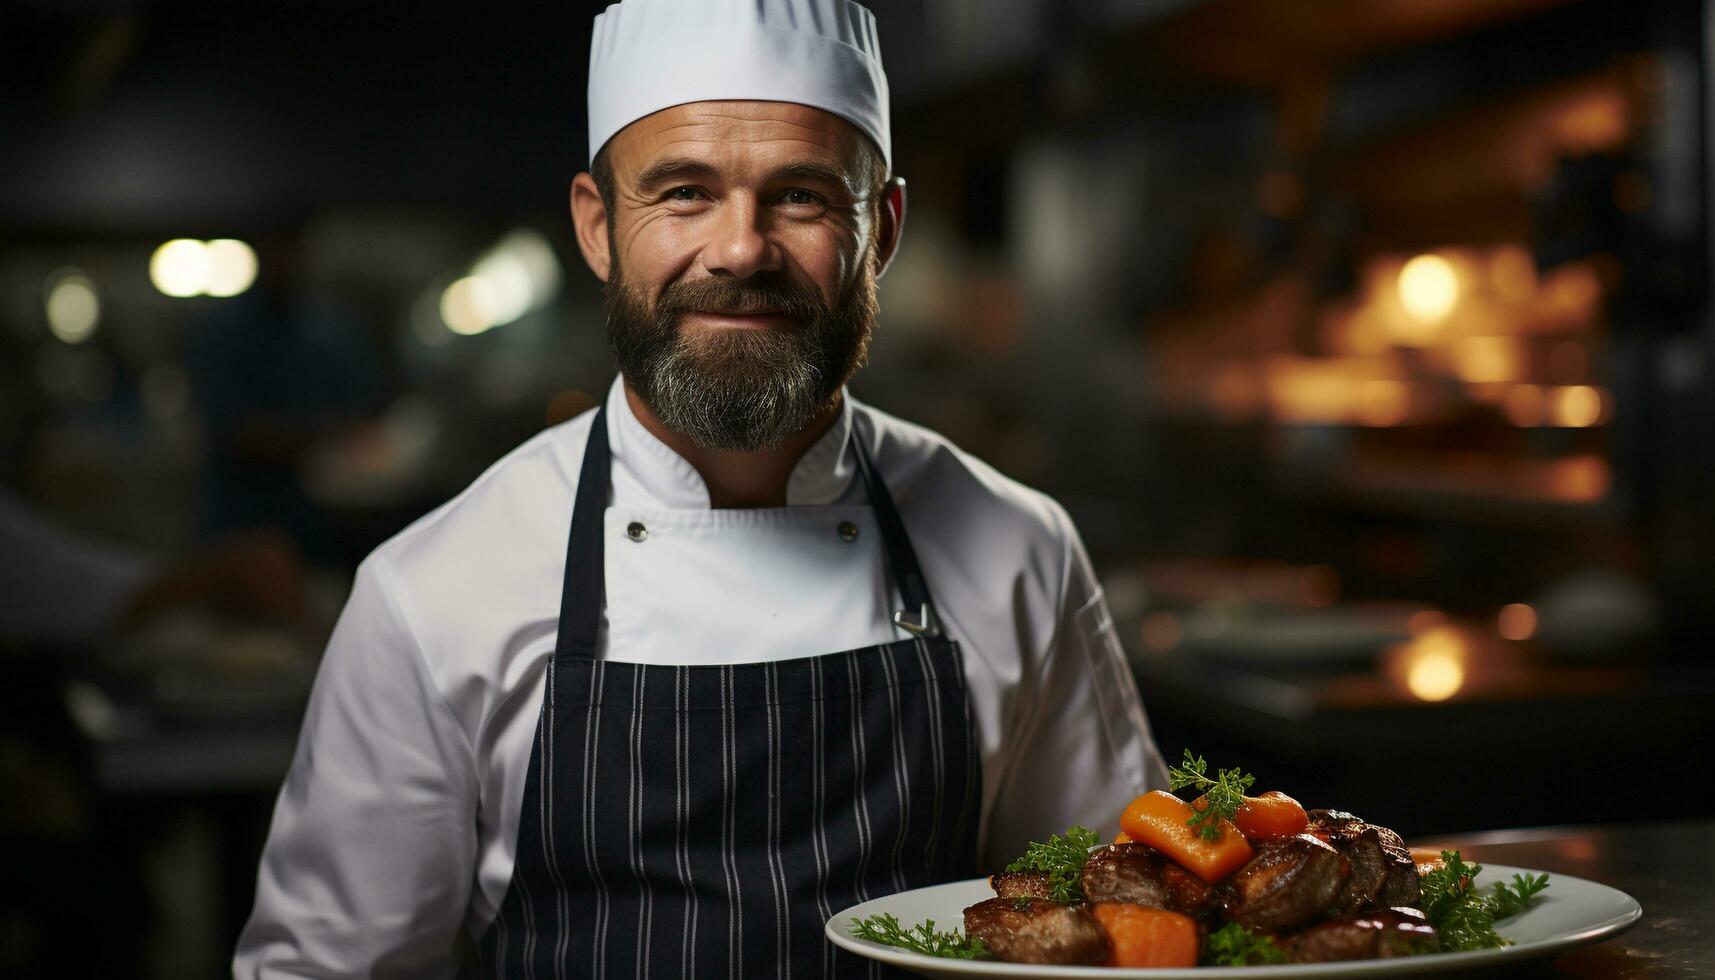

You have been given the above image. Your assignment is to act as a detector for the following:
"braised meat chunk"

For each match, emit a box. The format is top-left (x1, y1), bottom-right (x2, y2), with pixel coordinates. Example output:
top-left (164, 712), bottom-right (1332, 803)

top-left (1082, 843), bottom-right (1218, 918)
top-left (962, 897), bottom-right (1109, 965)
top-left (1287, 907), bottom-right (1438, 963)
top-left (1305, 810), bottom-right (1421, 914)
top-left (989, 871), bottom-right (1056, 901)
top-left (1220, 834), bottom-right (1351, 933)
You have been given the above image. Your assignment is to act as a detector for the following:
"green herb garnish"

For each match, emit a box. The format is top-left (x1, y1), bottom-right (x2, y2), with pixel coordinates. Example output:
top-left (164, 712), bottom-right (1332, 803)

top-left (1003, 825), bottom-right (1101, 903)
top-left (1202, 922), bottom-right (1288, 966)
top-left (850, 913), bottom-right (989, 959)
top-left (1420, 850), bottom-right (1550, 952)
top-left (1167, 750), bottom-right (1256, 840)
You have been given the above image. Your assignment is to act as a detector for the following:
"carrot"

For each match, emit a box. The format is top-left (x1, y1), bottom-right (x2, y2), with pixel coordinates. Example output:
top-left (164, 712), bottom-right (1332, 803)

top-left (1120, 790), bottom-right (1254, 883)
top-left (1114, 830), bottom-right (1133, 844)
top-left (1233, 790), bottom-right (1309, 840)
top-left (1409, 847), bottom-right (1448, 875)
top-left (1090, 903), bottom-right (1200, 968)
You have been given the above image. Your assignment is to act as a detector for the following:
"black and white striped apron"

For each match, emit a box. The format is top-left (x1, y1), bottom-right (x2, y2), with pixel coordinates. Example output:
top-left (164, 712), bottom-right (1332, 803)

top-left (477, 404), bottom-right (982, 978)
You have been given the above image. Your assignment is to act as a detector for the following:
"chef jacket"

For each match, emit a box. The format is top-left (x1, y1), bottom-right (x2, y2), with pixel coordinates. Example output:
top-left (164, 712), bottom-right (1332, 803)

top-left (235, 375), bottom-right (1169, 977)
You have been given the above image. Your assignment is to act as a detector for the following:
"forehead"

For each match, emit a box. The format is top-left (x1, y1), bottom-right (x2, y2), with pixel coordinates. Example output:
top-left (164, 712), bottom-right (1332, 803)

top-left (605, 100), bottom-right (872, 181)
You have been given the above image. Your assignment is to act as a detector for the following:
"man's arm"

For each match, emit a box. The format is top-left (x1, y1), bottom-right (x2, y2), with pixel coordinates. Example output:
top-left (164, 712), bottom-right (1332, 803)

top-left (235, 556), bottom-right (478, 979)
top-left (980, 515), bottom-right (1170, 871)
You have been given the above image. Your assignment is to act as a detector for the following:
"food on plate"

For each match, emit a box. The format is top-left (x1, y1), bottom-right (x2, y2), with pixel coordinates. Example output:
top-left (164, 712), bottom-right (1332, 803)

top-left (1090, 903), bottom-right (1201, 968)
top-left (848, 748), bottom-right (1552, 966)
top-left (962, 897), bottom-right (1109, 965)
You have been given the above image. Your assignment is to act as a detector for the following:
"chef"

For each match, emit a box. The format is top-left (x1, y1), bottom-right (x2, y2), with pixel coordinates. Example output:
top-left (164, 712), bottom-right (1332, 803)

top-left (235, 0), bottom-right (1169, 976)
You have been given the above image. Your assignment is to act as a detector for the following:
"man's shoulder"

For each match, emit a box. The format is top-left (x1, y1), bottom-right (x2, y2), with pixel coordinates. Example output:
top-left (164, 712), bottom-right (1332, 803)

top-left (854, 399), bottom-right (1077, 556)
top-left (362, 409), bottom-right (597, 610)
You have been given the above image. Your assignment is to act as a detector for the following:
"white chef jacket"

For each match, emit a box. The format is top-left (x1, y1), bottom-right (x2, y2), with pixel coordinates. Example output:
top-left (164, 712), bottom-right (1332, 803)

top-left (235, 376), bottom-right (1169, 978)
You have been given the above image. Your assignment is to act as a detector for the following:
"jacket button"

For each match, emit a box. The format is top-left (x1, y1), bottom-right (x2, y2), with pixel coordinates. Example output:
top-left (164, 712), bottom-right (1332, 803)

top-left (837, 520), bottom-right (859, 542)
top-left (626, 521), bottom-right (648, 542)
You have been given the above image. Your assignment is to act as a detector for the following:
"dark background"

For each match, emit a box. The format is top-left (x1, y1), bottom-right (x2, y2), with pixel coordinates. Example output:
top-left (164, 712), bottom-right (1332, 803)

top-left (4, 1), bottom-right (1713, 976)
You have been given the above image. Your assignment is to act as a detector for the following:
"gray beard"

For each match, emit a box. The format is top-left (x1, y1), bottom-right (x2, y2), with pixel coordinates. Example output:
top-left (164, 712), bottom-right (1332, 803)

top-left (604, 265), bottom-right (876, 452)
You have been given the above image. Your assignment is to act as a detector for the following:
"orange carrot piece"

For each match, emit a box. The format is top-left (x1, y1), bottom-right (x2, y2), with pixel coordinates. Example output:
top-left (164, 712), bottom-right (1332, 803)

top-left (1114, 830), bottom-right (1134, 844)
top-left (1233, 790), bottom-right (1309, 840)
top-left (1120, 790), bottom-right (1254, 883)
top-left (1409, 847), bottom-right (1448, 875)
top-left (1090, 903), bottom-right (1201, 968)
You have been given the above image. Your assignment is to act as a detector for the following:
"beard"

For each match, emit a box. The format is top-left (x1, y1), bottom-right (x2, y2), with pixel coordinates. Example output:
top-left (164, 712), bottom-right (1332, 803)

top-left (604, 250), bottom-right (878, 453)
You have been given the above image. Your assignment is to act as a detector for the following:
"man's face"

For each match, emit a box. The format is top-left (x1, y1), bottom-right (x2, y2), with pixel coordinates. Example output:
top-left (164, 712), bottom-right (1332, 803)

top-left (576, 100), bottom-right (894, 452)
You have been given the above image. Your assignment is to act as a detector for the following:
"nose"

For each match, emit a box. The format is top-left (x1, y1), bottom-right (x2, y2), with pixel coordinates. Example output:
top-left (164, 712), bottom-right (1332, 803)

top-left (701, 193), bottom-right (782, 280)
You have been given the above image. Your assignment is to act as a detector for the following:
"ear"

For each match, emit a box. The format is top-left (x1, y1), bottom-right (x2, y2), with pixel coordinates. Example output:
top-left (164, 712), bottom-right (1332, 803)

top-left (874, 176), bottom-right (906, 279)
top-left (570, 172), bottom-right (612, 282)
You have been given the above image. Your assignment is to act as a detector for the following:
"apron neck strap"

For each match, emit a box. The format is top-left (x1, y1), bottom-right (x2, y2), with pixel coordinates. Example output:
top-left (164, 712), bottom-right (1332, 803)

top-left (554, 399), bottom-right (941, 663)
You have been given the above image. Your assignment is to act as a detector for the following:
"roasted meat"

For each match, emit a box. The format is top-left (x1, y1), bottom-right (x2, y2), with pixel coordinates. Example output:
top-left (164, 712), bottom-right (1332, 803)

top-left (1286, 907), bottom-right (1438, 962)
top-left (1305, 810), bottom-right (1422, 914)
top-left (962, 897), bottom-right (1109, 965)
top-left (1220, 834), bottom-right (1350, 933)
top-left (1081, 843), bottom-right (1218, 917)
top-left (989, 871), bottom-right (1056, 900)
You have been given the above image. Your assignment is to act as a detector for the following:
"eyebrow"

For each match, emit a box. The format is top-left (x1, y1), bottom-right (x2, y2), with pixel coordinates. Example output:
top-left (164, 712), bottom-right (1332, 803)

top-left (632, 157), bottom-right (859, 197)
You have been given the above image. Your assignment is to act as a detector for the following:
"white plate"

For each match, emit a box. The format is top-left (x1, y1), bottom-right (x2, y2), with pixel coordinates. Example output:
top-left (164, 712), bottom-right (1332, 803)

top-left (825, 865), bottom-right (1640, 978)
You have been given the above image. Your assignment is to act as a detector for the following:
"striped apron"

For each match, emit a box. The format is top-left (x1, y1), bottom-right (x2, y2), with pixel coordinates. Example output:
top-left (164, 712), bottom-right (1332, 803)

top-left (477, 404), bottom-right (982, 978)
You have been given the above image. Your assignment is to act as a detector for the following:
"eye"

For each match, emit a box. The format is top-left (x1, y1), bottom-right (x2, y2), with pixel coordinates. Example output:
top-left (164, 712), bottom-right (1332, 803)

top-left (780, 189), bottom-right (822, 207)
top-left (667, 186), bottom-right (704, 202)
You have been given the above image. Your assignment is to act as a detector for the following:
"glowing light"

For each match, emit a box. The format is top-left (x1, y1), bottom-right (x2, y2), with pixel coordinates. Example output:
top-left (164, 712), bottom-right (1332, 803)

top-left (1498, 603), bottom-right (1538, 641)
top-left (1402, 627), bottom-right (1466, 702)
top-left (1550, 456), bottom-right (1611, 502)
top-left (1488, 246), bottom-right (1536, 300)
top-left (1452, 337), bottom-right (1521, 384)
top-left (150, 239), bottom-right (211, 297)
top-left (1398, 254), bottom-right (1459, 323)
top-left (45, 270), bottom-right (100, 343)
top-left (440, 276), bottom-right (501, 335)
top-left (1407, 610), bottom-right (1447, 634)
top-left (1550, 385), bottom-right (1606, 427)
top-left (1503, 384), bottom-right (1546, 426)
top-left (1356, 380), bottom-right (1409, 427)
top-left (204, 239), bottom-right (257, 297)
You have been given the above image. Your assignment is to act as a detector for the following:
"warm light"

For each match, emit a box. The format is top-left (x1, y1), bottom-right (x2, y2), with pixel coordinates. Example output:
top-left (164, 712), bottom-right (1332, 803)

top-left (1549, 456), bottom-right (1611, 502)
top-left (1550, 385), bottom-right (1606, 427)
top-left (1398, 254), bottom-right (1460, 322)
top-left (1407, 610), bottom-right (1447, 634)
top-left (1503, 384), bottom-right (1546, 426)
top-left (1402, 627), bottom-right (1467, 702)
top-left (45, 270), bottom-right (100, 343)
top-left (151, 239), bottom-right (211, 297)
top-left (1498, 603), bottom-right (1538, 641)
top-left (204, 239), bottom-right (258, 297)
top-left (1488, 246), bottom-right (1536, 300)
top-left (440, 276), bottom-right (500, 335)
top-left (1452, 337), bottom-right (1521, 384)
top-left (1356, 380), bottom-right (1409, 427)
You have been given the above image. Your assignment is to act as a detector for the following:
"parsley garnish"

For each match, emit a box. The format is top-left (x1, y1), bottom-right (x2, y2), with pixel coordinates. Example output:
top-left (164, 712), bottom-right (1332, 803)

top-left (850, 913), bottom-right (989, 959)
top-left (1167, 750), bottom-right (1255, 840)
top-left (1003, 825), bottom-right (1101, 903)
top-left (1419, 850), bottom-right (1550, 952)
top-left (1202, 921), bottom-right (1288, 966)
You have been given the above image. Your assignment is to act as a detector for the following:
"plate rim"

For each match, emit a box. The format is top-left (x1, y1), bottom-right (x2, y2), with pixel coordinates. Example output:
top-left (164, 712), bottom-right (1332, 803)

top-left (824, 864), bottom-right (1642, 977)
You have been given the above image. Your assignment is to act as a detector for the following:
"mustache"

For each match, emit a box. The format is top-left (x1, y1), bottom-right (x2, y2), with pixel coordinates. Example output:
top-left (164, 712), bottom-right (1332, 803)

top-left (655, 274), bottom-right (829, 321)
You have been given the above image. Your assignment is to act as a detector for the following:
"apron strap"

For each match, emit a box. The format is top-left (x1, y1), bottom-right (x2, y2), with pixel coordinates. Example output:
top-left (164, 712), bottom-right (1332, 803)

top-left (553, 397), bottom-right (943, 663)
top-left (553, 402), bottom-right (612, 662)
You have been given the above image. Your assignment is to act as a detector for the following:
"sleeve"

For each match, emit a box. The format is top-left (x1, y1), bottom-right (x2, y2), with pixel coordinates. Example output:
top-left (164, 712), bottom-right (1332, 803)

top-left (979, 516), bottom-right (1170, 870)
top-left (234, 556), bottom-right (478, 979)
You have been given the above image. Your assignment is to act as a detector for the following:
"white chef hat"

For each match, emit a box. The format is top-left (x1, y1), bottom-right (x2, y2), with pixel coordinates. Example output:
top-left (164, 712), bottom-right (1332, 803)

top-left (587, 0), bottom-right (891, 169)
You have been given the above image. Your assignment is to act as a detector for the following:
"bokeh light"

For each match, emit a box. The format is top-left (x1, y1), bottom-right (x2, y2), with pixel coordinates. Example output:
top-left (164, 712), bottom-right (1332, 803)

top-left (1398, 254), bottom-right (1460, 322)
top-left (204, 239), bottom-right (258, 297)
top-left (151, 239), bottom-right (212, 297)
top-left (1401, 627), bottom-right (1467, 702)
top-left (44, 270), bottom-right (101, 344)
top-left (1498, 603), bottom-right (1538, 641)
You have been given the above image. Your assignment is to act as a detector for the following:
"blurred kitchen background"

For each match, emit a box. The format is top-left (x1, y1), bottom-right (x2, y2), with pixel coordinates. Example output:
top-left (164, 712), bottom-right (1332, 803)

top-left (4, 0), bottom-right (1714, 976)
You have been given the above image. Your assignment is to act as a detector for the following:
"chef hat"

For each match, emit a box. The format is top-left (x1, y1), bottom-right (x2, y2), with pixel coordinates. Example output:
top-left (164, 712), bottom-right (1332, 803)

top-left (587, 0), bottom-right (891, 169)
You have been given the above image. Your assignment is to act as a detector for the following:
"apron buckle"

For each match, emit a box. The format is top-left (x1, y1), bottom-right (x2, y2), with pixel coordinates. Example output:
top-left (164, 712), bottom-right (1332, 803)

top-left (894, 602), bottom-right (939, 636)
